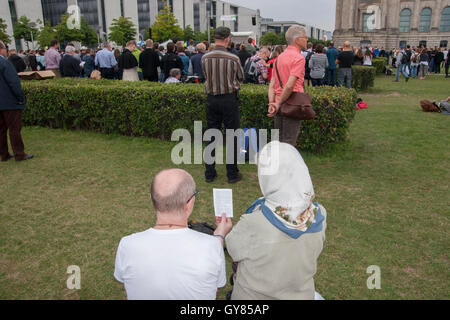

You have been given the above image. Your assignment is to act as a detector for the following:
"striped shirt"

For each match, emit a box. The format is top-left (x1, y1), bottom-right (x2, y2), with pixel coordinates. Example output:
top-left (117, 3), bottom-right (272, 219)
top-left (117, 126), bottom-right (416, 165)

top-left (201, 46), bottom-right (244, 96)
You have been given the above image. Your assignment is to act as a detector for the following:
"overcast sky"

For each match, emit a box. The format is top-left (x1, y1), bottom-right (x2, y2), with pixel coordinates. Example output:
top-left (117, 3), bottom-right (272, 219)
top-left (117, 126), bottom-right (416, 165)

top-left (227, 0), bottom-right (336, 31)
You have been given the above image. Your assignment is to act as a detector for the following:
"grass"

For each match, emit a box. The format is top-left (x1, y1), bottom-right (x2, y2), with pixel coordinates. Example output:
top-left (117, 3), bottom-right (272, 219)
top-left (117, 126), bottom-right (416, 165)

top-left (0, 75), bottom-right (449, 300)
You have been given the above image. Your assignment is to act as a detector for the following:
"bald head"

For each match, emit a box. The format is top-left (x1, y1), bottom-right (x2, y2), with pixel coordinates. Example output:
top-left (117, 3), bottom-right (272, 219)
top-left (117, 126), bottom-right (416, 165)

top-left (150, 169), bottom-right (196, 214)
top-left (344, 41), bottom-right (351, 48)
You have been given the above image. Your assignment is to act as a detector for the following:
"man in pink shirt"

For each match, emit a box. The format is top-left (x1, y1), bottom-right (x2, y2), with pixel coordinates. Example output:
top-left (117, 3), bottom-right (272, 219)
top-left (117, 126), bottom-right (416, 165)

top-left (268, 25), bottom-right (308, 147)
top-left (44, 39), bottom-right (61, 78)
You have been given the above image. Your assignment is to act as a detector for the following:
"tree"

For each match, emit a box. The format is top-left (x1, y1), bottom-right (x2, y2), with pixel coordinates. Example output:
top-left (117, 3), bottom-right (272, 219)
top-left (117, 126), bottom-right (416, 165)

top-left (0, 18), bottom-right (11, 45)
top-left (37, 21), bottom-right (57, 48)
top-left (13, 16), bottom-right (40, 49)
top-left (53, 14), bottom-right (98, 46)
top-left (183, 25), bottom-right (194, 42)
top-left (151, 5), bottom-right (183, 43)
top-left (260, 32), bottom-right (280, 46)
top-left (108, 16), bottom-right (137, 47)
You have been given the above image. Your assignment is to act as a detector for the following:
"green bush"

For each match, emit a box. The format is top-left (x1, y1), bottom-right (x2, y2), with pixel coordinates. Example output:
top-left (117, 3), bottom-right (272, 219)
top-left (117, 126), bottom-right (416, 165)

top-left (372, 58), bottom-right (387, 74)
top-left (351, 66), bottom-right (376, 91)
top-left (21, 79), bottom-right (357, 153)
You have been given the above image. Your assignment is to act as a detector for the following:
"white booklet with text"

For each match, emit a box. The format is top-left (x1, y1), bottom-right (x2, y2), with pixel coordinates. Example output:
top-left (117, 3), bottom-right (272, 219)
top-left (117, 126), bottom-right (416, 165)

top-left (213, 189), bottom-right (233, 218)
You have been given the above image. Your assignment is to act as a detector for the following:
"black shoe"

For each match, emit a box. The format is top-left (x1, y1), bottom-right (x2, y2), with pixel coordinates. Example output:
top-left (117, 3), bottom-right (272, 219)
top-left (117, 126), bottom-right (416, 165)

top-left (228, 173), bottom-right (243, 184)
top-left (16, 154), bottom-right (34, 162)
top-left (1, 154), bottom-right (13, 162)
top-left (405, 77), bottom-right (409, 82)
top-left (205, 172), bottom-right (217, 183)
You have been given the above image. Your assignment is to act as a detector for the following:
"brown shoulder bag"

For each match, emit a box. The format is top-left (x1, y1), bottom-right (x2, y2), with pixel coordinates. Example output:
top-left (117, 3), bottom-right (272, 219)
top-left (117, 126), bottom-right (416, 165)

top-left (275, 60), bottom-right (316, 120)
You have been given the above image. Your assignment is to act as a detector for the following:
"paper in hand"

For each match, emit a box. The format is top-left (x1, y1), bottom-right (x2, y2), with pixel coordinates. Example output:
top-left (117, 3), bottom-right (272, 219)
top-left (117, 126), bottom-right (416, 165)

top-left (213, 188), bottom-right (233, 218)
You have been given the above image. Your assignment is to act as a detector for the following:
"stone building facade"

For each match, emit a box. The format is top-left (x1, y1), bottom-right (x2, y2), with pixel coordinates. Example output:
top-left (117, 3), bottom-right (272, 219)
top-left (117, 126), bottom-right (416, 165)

top-left (333, 0), bottom-right (450, 49)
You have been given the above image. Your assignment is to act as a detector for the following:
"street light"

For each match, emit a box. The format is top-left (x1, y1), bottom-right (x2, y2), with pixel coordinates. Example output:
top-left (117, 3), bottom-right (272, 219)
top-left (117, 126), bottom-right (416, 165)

top-left (27, 22), bottom-right (36, 50)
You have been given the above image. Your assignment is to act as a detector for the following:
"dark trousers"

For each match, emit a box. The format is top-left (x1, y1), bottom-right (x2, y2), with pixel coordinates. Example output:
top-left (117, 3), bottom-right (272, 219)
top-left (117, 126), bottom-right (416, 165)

top-left (312, 78), bottom-right (325, 87)
top-left (434, 63), bottom-right (441, 74)
top-left (274, 112), bottom-right (301, 148)
top-left (445, 63), bottom-right (449, 77)
top-left (205, 93), bottom-right (240, 180)
top-left (100, 67), bottom-right (115, 80)
top-left (0, 110), bottom-right (26, 161)
top-left (327, 68), bottom-right (337, 86)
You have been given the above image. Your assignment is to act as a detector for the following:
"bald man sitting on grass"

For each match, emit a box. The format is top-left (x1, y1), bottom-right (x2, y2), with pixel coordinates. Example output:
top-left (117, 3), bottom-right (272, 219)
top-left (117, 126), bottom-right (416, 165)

top-left (114, 169), bottom-right (233, 300)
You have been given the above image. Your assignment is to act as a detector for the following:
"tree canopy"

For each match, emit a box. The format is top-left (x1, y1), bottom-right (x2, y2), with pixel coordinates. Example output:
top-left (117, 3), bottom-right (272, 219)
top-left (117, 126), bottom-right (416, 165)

top-left (151, 5), bottom-right (183, 42)
top-left (53, 14), bottom-right (97, 46)
top-left (108, 16), bottom-right (137, 47)
top-left (0, 18), bottom-right (11, 45)
top-left (13, 16), bottom-right (40, 49)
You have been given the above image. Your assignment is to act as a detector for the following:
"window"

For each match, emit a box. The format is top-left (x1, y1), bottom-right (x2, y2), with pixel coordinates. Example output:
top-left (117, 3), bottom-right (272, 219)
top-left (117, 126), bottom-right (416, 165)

top-left (158, 0), bottom-right (173, 13)
top-left (231, 6), bottom-right (238, 32)
top-left (100, 0), bottom-right (106, 39)
top-left (41, 0), bottom-right (68, 26)
top-left (419, 40), bottom-right (427, 48)
top-left (78, 0), bottom-right (99, 31)
top-left (441, 7), bottom-right (450, 31)
top-left (419, 8), bottom-right (432, 32)
top-left (363, 13), bottom-right (375, 32)
top-left (399, 9), bottom-right (411, 33)
top-left (193, 3), bottom-right (200, 31)
top-left (137, 0), bottom-right (150, 36)
top-left (399, 41), bottom-right (407, 48)
top-left (360, 40), bottom-right (371, 47)
top-left (120, 0), bottom-right (124, 16)
top-left (8, 0), bottom-right (21, 50)
top-left (440, 40), bottom-right (448, 48)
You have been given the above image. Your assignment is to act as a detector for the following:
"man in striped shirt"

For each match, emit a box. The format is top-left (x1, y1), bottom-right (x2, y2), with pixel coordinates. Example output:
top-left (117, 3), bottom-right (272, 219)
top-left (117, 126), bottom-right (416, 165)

top-left (201, 27), bottom-right (244, 184)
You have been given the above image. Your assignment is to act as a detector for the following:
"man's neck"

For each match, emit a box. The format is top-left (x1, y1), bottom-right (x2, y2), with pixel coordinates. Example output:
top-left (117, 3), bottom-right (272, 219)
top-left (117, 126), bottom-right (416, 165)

top-left (154, 214), bottom-right (187, 229)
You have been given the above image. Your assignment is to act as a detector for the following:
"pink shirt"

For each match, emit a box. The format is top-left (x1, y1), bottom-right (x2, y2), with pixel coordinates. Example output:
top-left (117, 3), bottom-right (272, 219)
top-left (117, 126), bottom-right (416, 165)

top-left (273, 45), bottom-right (305, 101)
top-left (44, 48), bottom-right (61, 70)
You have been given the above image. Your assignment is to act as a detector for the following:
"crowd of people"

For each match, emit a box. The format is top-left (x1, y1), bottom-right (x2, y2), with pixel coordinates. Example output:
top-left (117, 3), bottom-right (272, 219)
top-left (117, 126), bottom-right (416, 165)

top-left (3, 35), bottom-right (449, 88)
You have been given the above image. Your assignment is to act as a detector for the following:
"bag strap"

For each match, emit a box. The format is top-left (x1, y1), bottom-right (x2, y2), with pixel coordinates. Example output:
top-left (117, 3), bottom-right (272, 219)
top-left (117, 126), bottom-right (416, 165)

top-left (275, 59), bottom-right (284, 89)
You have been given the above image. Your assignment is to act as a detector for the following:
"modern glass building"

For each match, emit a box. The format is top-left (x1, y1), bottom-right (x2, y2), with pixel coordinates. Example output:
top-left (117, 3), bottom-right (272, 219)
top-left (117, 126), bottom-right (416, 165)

top-left (2, 0), bottom-right (265, 49)
top-left (41, 0), bottom-right (68, 26)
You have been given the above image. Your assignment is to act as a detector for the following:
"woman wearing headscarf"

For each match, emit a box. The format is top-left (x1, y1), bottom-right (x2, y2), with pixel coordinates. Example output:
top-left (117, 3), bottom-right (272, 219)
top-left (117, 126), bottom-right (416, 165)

top-left (226, 141), bottom-right (327, 300)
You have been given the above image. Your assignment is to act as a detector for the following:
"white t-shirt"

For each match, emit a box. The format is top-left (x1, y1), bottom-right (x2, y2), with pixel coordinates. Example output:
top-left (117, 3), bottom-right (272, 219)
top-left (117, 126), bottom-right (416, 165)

top-left (114, 228), bottom-right (226, 300)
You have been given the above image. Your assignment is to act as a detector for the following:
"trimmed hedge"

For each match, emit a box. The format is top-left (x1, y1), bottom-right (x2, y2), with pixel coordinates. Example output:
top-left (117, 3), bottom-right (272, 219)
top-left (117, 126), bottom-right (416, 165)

top-left (351, 66), bottom-right (376, 91)
top-left (21, 79), bottom-right (357, 153)
top-left (372, 58), bottom-right (387, 74)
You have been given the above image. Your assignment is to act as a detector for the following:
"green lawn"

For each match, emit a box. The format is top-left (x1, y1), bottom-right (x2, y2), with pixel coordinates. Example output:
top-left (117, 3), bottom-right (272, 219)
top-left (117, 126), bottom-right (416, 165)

top-left (0, 75), bottom-right (449, 300)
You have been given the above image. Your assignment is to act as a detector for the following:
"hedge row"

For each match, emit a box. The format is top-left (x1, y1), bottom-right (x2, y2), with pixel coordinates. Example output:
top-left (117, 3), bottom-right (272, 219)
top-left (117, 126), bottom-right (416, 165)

top-left (21, 79), bottom-right (357, 153)
top-left (351, 66), bottom-right (376, 91)
top-left (372, 58), bottom-right (387, 74)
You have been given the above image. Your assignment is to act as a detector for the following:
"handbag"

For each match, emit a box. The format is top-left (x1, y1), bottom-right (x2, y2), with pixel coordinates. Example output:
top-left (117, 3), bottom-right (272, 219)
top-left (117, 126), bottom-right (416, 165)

top-left (274, 60), bottom-right (316, 120)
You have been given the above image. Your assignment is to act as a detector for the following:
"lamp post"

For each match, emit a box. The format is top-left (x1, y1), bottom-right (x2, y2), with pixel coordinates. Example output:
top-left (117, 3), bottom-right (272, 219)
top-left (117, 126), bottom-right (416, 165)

top-left (27, 22), bottom-right (36, 50)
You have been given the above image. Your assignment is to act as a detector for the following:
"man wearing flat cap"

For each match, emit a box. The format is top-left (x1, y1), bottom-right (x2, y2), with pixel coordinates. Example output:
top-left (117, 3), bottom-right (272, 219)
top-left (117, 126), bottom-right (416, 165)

top-left (201, 27), bottom-right (244, 184)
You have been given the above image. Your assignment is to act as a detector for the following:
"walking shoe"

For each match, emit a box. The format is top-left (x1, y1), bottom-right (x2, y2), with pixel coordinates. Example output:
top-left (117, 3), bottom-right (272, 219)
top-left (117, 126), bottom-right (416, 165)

top-left (1, 154), bottom-right (13, 162)
top-left (205, 172), bottom-right (218, 183)
top-left (393, 80), bottom-right (399, 82)
top-left (16, 154), bottom-right (34, 162)
top-left (405, 77), bottom-right (409, 83)
top-left (228, 173), bottom-right (243, 184)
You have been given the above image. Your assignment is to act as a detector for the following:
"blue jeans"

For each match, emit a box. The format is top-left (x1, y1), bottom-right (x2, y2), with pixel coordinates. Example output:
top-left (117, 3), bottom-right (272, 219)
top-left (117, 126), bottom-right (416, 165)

top-left (338, 68), bottom-right (352, 89)
top-left (396, 64), bottom-right (409, 80)
top-left (429, 58), bottom-right (434, 73)
top-left (327, 68), bottom-right (337, 86)
top-left (410, 65), bottom-right (418, 78)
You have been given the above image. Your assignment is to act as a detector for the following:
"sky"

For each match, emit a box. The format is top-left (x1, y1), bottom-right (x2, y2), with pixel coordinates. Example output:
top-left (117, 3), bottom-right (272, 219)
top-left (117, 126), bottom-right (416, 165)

top-left (227, 0), bottom-right (336, 31)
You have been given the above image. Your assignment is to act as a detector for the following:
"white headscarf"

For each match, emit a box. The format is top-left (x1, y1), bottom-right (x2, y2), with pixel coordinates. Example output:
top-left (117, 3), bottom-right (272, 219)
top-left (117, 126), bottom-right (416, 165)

top-left (257, 141), bottom-right (317, 231)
